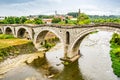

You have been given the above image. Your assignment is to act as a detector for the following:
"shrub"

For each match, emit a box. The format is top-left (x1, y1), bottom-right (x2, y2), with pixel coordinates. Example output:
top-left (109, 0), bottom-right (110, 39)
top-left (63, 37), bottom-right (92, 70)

top-left (110, 33), bottom-right (120, 77)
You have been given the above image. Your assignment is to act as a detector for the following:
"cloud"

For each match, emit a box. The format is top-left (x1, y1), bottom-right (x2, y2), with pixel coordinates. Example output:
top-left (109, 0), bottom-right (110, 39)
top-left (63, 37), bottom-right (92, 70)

top-left (0, 0), bottom-right (119, 16)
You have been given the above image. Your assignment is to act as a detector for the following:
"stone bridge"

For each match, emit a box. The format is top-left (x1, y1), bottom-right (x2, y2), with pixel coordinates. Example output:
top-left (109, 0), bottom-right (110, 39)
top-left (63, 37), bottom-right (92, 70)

top-left (0, 23), bottom-right (120, 62)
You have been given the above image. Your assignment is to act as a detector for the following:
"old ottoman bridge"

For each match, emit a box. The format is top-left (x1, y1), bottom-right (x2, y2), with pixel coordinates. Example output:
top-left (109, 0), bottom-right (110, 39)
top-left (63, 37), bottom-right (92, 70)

top-left (0, 23), bottom-right (120, 62)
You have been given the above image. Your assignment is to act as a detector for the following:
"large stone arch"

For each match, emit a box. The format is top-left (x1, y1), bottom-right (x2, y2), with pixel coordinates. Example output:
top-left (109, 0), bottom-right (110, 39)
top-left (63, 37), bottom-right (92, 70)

top-left (34, 28), bottom-right (63, 50)
top-left (69, 26), bottom-right (120, 58)
top-left (4, 26), bottom-right (14, 35)
top-left (15, 26), bottom-right (33, 40)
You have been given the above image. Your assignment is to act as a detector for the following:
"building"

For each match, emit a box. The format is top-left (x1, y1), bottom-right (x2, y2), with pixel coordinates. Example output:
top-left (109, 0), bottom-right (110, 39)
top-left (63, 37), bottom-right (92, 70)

top-left (42, 19), bottom-right (52, 24)
top-left (0, 16), bottom-right (5, 20)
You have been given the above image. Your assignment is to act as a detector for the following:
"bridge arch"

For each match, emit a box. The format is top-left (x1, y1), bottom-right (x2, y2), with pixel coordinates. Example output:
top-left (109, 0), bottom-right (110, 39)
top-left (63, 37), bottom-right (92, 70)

top-left (5, 27), bottom-right (13, 34)
top-left (34, 29), bottom-right (63, 50)
top-left (17, 28), bottom-right (29, 39)
top-left (69, 26), bottom-right (120, 57)
top-left (16, 26), bottom-right (33, 40)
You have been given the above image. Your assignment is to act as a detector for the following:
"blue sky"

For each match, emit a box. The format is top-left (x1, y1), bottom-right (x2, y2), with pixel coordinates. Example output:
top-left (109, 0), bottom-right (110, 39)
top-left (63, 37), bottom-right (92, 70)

top-left (0, 0), bottom-right (120, 16)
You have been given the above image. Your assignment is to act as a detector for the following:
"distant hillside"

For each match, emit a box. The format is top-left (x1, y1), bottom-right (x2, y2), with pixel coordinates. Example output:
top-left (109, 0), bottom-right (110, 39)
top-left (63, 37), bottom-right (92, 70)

top-left (67, 12), bottom-right (120, 19)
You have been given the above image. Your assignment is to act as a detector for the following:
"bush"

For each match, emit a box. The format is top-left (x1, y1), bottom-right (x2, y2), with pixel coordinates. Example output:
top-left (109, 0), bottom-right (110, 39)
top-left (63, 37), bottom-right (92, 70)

top-left (110, 33), bottom-right (120, 77)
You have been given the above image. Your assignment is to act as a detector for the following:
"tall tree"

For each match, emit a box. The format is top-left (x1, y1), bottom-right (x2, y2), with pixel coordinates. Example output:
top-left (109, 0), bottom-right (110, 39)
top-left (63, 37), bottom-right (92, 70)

top-left (5, 17), bottom-right (15, 24)
top-left (20, 16), bottom-right (27, 24)
top-left (77, 13), bottom-right (90, 25)
top-left (15, 17), bottom-right (20, 24)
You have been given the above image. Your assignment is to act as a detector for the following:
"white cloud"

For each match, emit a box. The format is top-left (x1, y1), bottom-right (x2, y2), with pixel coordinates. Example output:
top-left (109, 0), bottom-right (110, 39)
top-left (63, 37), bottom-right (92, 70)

top-left (0, 0), bottom-right (120, 16)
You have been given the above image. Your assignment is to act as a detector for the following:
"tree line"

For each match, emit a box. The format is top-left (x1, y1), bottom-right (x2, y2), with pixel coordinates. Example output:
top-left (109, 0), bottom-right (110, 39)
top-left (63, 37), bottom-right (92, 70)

top-left (0, 16), bottom-right (43, 24)
top-left (0, 13), bottom-right (120, 25)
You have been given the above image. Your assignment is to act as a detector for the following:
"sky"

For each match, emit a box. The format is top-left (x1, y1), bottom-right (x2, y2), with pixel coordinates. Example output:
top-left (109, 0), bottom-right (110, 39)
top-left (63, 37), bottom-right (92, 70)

top-left (0, 0), bottom-right (120, 16)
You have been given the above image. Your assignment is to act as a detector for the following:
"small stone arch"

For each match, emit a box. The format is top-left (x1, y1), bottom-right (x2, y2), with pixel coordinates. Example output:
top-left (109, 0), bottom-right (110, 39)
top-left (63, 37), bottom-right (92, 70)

top-left (5, 27), bottom-right (13, 34)
top-left (16, 26), bottom-right (33, 40)
top-left (17, 28), bottom-right (28, 39)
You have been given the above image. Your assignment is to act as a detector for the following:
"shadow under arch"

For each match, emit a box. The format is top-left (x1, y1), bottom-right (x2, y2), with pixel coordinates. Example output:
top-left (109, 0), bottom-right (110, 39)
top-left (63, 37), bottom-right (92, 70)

top-left (17, 28), bottom-right (31, 39)
top-left (72, 33), bottom-right (90, 55)
top-left (35, 29), bottom-right (63, 49)
top-left (5, 27), bottom-right (13, 34)
top-left (0, 28), bottom-right (2, 34)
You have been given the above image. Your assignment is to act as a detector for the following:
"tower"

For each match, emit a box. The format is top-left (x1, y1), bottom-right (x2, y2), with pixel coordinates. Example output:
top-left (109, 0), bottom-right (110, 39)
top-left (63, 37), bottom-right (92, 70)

top-left (78, 9), bottom-right (81, 16)
top-left (55, 10), bottom-right (57, 16)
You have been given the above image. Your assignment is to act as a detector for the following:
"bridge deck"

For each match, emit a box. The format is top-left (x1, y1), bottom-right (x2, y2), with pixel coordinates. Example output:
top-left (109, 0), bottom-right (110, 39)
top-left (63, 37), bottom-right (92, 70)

top-left (0, 23), bottom-right (120, 29)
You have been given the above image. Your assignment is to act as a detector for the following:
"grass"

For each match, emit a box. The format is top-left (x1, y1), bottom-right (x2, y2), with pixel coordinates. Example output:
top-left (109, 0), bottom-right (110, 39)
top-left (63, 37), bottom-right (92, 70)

top-left (0, 34), bottom-right (33, 61)
top-left (0, 39), bottom-right (31, 49)
top-left (0, 34), bottom-right (31, 49)
top-left (0, 34), bottom-right (15, 39)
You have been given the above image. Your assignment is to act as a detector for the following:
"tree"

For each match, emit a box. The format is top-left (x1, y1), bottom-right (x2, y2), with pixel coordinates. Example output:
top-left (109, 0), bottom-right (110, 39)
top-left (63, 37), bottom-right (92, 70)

top-left (77, 13), bottom-right (90, 25)
top-left (24, 19), bottom-right (34, 24)
top-left (52, 18), bottom-right (61, 23)
top-left (20, 16), bottom-right (27, 24)
top-left (5, 17), bottom-right (15, 24)
top-left (34, 18), bottom-right (43, 24)
top-left (15, 17), bottom-right (20, 24)
top-left (67, 12), bottom-right (78, 18)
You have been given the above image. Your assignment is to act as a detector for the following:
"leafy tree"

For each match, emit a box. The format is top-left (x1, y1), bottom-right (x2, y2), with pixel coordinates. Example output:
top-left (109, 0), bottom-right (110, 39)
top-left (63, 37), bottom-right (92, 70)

top-left (34, 18), bottom-right (43, 24)
top-left (14, 17), bottom-right (20, 24)
top-left (20, 16), bottom-right (27, 24)
top-left (77, 13), bottom-right (90, 25)
top-left (67, 12), bottom-right (78, 18)
top-left (38, 15), bottom-right (54, 19)
top-left (0, 20), bottom-right (4, 24)
top-left (52, 18), bottom-right (61, 23)
top-left (24, 19), bottom-right (34, 24)
top-left (4, 17), bottom-right (15, 24)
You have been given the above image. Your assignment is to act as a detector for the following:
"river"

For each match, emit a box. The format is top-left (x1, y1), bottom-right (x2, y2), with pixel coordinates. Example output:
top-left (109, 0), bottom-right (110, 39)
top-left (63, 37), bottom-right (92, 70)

top-left (0, 31), bottom-right (120, 80)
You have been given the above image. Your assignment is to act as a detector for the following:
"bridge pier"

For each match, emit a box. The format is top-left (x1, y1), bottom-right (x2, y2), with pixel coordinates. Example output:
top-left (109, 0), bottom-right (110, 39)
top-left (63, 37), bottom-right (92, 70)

top-left (61, 43), bottom-right (80, 63)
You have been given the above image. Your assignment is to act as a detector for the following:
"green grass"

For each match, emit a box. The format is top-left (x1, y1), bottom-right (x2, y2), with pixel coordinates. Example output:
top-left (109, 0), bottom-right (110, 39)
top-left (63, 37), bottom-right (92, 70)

top-left (0, 34), bottom-right (33, 61)
top-left (0, 39), bottom-right (31, 49)
top-left (0, 34), bottom-right (15, 39)
top-left (110, 33), bottom-right (120, 77)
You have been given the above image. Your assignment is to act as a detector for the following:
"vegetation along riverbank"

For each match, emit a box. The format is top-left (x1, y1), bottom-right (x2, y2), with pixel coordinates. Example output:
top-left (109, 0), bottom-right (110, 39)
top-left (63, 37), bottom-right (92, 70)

top-left (0, 34), bottom-right (59, 62)
top-left (0, 34), bottom-right (36, 61)
top-left (110, 33), bottom-right (120, 77)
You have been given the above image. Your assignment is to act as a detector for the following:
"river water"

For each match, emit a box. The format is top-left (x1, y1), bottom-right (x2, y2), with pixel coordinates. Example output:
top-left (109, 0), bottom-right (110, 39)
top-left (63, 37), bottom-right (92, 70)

top-left (0, 31), bottom-right (120, 80)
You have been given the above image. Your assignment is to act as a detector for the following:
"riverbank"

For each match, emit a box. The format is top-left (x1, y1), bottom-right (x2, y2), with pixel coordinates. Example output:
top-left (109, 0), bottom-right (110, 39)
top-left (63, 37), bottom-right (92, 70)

top-left (0, 34), bottom-right (37, 61)
top-left (0, 51), bottom-right (45, 79)
top-left (110, 33), bottom-right (120, 77)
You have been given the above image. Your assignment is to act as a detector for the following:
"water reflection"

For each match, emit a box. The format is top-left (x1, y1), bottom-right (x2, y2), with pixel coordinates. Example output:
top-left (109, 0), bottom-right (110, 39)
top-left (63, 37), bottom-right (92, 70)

top-left (56, 61), bottom-right (84, 80)
top-left (30, 55), bottom-right (84, 80)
